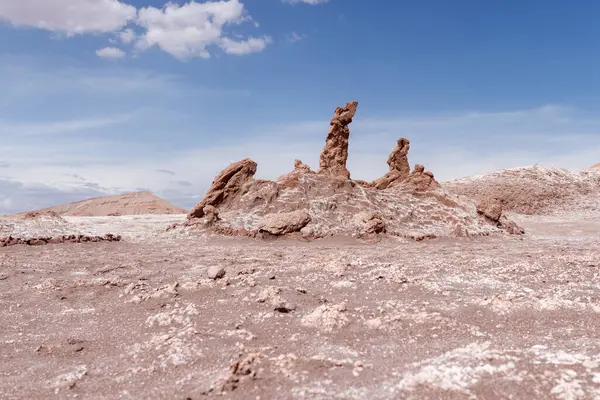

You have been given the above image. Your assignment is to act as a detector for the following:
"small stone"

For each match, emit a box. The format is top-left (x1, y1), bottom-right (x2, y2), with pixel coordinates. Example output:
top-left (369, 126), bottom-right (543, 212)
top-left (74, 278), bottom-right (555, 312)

top-left (207, 266), bottom-right (226, 280)
top-left (274, 301), bottom-right (296, 313)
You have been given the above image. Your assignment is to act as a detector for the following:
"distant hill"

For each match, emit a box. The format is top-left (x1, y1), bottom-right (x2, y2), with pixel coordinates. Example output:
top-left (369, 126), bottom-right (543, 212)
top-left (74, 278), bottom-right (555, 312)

top-left (25, 191), bottom-right (187, 217)
top-left (443, 165), bottom-right (600, 215)
top-left (591, 163), bottom-right (600, 169)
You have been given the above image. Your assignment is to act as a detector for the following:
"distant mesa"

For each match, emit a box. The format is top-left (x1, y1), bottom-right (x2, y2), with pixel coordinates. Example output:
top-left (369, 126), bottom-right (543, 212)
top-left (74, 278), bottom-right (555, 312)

top-left (23, 191), bottom-right (187, 217)
top-left (181, 101), bottom-right (522, 240)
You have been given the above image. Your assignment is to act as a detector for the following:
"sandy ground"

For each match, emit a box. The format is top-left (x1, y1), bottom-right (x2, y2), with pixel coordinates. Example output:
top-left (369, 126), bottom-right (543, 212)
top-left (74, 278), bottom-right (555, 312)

top-left (2, 212), bottom-right (600, 399)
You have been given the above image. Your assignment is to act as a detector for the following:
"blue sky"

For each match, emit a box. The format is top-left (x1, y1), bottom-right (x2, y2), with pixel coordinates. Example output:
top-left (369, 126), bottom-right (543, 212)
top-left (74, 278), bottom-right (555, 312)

top-left (0, 0), bottom-right (599, 213)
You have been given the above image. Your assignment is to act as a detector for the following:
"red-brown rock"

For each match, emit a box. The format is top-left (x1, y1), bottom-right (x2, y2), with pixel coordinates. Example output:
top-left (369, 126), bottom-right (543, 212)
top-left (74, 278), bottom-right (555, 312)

top-left (188, 158), bottom-right (257, 219)
top-left (318, 101), bottom-right (359, 179)
top-left (398, 164), bottom-right (441, 192)
top-left (373, 137), bottom-right (411, 189)
top-left (477, 198), bottom-right (503, 222)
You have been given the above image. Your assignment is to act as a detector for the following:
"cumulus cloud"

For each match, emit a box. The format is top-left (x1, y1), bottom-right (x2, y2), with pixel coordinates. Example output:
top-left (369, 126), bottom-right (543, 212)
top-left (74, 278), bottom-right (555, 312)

top-left (0, 0), bottom-right (270, 60)
top-left (135, 0), bottom-right (270, 59)
top-left (0, 0), bottom-right (136, 35)
top-left (96, 47), bottom-right (127, 59)
top-left (119, 28), bottom-right (136, 44)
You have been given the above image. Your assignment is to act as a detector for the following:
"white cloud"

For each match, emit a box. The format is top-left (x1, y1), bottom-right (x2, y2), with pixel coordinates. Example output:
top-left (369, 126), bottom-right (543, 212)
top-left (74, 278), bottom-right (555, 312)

top-left (282, 0), bottom-right (329, 4)
top-left (0, 0), bottom-right (136, 35)
top-left (220, 36), bottom-right (272, 55)
top-left (96, 47), bottom-right (126, 59)
top-left (135, 0), bottom-right (270, 59)
top-left (0, 0), bottom-right (270, 60)
top-left (286, 32), bottom-right (306, 43)
top-left (119, 28), bottom-right (136, 44)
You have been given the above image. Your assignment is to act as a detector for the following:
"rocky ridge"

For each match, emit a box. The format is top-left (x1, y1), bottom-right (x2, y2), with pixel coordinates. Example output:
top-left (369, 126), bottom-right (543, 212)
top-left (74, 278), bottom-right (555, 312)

top-left (184, 101), bottom-right (521, 240)
top-left (444, 165), bottom-right (600, 215)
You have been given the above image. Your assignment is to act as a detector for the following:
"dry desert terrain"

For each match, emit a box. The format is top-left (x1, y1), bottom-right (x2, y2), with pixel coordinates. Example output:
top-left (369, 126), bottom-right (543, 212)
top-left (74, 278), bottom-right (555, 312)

top-left (2, 208), bottom-right (600, 399)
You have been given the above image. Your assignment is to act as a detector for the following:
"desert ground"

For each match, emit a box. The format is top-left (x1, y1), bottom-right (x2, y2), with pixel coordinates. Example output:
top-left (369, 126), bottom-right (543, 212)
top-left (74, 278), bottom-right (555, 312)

top-left (2, 208), bottom-right (600, 400)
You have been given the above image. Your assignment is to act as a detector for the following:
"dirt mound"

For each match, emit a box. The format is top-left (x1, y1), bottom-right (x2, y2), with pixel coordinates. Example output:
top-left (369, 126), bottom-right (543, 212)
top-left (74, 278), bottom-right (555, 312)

top-left (184, 101), bottom-right (520, 240)
top-left (28, 191), bottom-right (186, 217)
top-left (444, 165), bottom-right (600, 215)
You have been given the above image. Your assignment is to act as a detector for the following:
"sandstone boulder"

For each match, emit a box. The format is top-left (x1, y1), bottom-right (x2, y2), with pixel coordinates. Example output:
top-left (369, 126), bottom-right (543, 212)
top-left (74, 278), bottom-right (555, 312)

top-left (354, 211), bottom-right (385, 235)
top-left (258, 210), bottom-right (311, 235)
top-left (477, 198), bottom-right (503, 223)
top-left (188, 158), bottom-right (257, 219)
top-left (318, 101), bottom-right (358, 179)
top-left (373, 137), bottom-right (411, 189)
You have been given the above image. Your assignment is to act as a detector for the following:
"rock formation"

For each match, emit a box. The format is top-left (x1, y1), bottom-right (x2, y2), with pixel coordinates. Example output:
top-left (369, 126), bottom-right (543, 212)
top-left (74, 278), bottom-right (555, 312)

top-left (276, 160), bottom-right (314, 189)
top-left (373, 138), bottom-right (411, 189)
top-left (188, 158), bottom-right (257, 218)
top-left (184, 100), bottom-right (521, 239)
top-left (318, 101), bottom-right (359, 179)
top-left (400, 164), bottom-right (441, 192)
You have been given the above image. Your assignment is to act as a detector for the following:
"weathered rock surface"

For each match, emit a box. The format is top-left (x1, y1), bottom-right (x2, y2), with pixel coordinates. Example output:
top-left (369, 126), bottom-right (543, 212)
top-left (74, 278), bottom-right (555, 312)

top-left (0, 234), bottom-right (121, 247)
top-left (258, 210), bottom-right (311, 235)
top-left (477, 198), bottom-right (503, 222)
top-left (188, 158), bottom-right (257, 219)
top-left (373, 138), bottom-right (411, 189)
top-left (207, 265), bottom-right (226, 280)
top-left (318, 101), bottom-right (359, 179)
top-left (444, 165), bottom-right (600, 215)
top-left (399, 164), bottom-right (441, 192)
top-left (354, 211), bottom-right (385, 235)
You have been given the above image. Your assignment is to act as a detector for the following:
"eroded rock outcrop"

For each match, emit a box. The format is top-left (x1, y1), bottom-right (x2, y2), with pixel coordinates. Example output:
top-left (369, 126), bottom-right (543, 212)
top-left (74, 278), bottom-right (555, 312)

top-left (373, 138), bottom-right (411, 189)
top-left (184, 100), bottom-right (521, 239)
top-left (318, 101), bottom-right (358, 179)
top-left (188, 158), bottom-right (257, 219)
top-left (399, 164), bottom-right (441, 192)
top-left (277, 159), bottom-right (314, 189)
